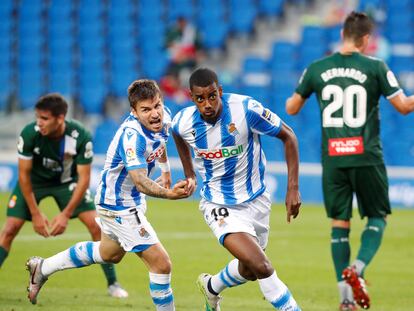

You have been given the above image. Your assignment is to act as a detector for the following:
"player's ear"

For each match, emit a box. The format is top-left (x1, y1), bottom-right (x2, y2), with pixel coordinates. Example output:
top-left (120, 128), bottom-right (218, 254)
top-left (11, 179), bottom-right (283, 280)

top-left (218, 85), bottom-right (223, 97)
top-left (340, 29), bottom-right (344, 41)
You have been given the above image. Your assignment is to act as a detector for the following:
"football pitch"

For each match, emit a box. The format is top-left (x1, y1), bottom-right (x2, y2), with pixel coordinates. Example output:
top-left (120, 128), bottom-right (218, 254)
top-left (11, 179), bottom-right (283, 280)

top-left (0, 193), bottom-right (413, 311)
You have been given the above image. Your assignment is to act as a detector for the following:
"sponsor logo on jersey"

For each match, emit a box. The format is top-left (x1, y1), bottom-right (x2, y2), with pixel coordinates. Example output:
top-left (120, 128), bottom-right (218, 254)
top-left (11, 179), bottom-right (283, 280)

top-left (328, 136), bottom-right (364, 156)
top-left (146, 145), bottom-right (165, 163)
top-left (43, 158), bottom-right (62, 171)
top-left (194, 144), bottom-right (244, 160)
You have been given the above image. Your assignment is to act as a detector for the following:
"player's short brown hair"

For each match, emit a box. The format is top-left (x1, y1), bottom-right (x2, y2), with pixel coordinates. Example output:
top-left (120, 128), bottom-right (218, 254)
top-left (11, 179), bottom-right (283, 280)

top-left (127, 79), bottom-right (162, 109)
top-left (35, 93), bottom-right (68, 117)
top-left (343, 11), bottom-right (374, 46)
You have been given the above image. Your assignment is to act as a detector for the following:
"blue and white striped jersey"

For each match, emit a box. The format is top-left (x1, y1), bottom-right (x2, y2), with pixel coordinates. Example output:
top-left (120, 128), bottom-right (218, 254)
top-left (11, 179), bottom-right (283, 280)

top-left (95, 110), bottom-right (171, 211)
top-left (172, 93), bottom-right (282, 205)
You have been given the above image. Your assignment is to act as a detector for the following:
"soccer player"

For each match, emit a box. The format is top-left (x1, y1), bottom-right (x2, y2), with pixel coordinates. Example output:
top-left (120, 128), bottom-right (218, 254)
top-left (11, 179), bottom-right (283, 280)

top-left (286, 11), bottom-right (414, 310)
top-left (172, 68), bottom-right (302, 311)
top-left (26, 80), bottom-right (192, 310)
top-left (0, 93), bottom-right (128, 298)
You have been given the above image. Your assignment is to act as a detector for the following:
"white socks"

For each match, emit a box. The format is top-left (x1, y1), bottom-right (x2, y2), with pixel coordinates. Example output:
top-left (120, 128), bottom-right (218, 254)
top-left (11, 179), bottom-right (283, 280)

top-left (41, 241), bottom-right (104, 277)
top-left (149, 272), bottom-right (175, 311)
top-left (258, 271), bottom-right (301, 311)
top-left (210, 259), bottom-right (248, 293)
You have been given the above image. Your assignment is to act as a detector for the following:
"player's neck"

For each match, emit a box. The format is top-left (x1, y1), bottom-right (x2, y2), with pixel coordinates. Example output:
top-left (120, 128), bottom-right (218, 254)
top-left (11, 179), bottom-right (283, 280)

top-left (50, 122), bottom-right (66, 140)
top-left (339, 41), bottom-right (363, 55)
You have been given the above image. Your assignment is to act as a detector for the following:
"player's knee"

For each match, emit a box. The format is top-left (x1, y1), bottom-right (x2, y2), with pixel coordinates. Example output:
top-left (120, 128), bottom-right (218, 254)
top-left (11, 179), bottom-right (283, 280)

top-left (156, 258), bottom-right (172, 274)
top-left (0, 222), bottom-right (21, 243)
top-left (238, 261), bottom-right (257, 281)
top-left (251, 259), bottom-right (274, 279)
top-left (101, 252), bottom-right (123, 264)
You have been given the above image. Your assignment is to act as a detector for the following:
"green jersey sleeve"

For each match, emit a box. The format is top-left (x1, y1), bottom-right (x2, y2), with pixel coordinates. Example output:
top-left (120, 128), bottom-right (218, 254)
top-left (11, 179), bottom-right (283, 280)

top-left (75, 128), bottom-right (94, 165)
top-left (17, 123), bottom-right (37, 158)
top-left (377, 60), bottom-right (402, 99)
top-left (295, 66), bottom-right (314, 98)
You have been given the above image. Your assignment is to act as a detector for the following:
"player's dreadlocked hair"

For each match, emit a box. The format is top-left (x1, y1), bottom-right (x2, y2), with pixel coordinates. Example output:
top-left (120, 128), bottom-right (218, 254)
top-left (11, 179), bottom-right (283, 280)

top-left (189, 68), bottom-right (219, 90)
top-left (35, 93), bottom-right (68, 116)
top-left (343, 11), bottom-right (374, 47)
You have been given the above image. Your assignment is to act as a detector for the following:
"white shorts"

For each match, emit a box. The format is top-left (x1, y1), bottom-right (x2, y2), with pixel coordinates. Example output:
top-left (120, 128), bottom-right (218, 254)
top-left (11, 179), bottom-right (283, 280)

top-left (199, 191), bottom-right (272, 249)
top-left (95, 206), bottom-right (160, 253)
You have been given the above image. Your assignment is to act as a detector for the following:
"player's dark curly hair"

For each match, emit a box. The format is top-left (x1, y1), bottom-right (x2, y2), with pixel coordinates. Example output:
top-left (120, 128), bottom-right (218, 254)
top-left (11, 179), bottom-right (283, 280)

top-left (189, 68), bottom-right (219, 90)
top-left (343, 11), bottom-right (374, 47)
top-left (127, 79), bottom-right (162, 109)
top-left (35, 93), bottom-right (68, 116)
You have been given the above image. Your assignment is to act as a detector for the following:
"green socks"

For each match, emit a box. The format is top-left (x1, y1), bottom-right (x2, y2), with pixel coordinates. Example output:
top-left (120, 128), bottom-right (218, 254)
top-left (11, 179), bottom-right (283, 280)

top-left (0, 246), bottom-right (8, 267)
top-left (356, 217), bottom-right (386, 275)
top-left (331, 227), bottom-right (350, 281)
top-left (100, 263), bottom-right (117, 286)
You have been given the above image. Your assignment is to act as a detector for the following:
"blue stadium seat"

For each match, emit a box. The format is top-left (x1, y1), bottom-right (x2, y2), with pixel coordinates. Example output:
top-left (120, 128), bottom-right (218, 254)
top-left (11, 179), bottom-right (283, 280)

top-left (168, 0), bottom-right (195, 22)
top-left (49, 72), bottom-right (75, 97)
top-left (229, 0), bottom-right (257, 34)
top-left (111, 68), bottom-right (140, 97)
top-left (243, 56), bottom-right (268, 72)
top-left (199, 22), bottom-right (229, 49)
top-left (78, 83), bottom-right (108, 114)
top-left (270, 41), bottom-right (297, 72)
top-left (259, 0), bottom-right (284, 16)
top-left (93, 118), bottom-right (119, 154)
top-left (19, 73), bottom-right (45, 110)
top-left (141, 52), bottom-right (168, 81)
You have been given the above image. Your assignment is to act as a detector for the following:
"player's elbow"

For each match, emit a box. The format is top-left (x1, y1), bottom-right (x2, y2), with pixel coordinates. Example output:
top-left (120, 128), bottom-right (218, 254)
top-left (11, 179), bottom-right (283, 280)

top-left (285, 100), bottom-right (299, 115)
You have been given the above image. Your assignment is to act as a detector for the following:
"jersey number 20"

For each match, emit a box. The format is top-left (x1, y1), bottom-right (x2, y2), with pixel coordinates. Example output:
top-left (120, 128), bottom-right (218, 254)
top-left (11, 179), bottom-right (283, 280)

top-left (322, 84), bottom-right (367, 128)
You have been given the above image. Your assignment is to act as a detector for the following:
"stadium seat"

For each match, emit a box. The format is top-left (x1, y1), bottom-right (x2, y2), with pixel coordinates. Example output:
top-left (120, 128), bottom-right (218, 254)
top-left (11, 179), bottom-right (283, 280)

top-left (270, 41), bottom-right (297, 72)
top-left (259, 0), bottom-right (284, 16)
top-left (229, 0), bottom-right (257, 34)
top-left (93, 118), bottom-right (119, 154)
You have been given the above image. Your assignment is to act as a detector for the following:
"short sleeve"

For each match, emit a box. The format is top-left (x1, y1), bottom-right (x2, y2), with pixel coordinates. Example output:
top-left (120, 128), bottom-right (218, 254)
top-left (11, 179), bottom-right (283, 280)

top-left (75, 129), bottom-right (94, 165)
top-left (171, 110), bottom-right (184, 136)
top-left (120, 128), bottom-right (147, 171)
top-left (246, 99), bottom-right (282, 136)
top-left (295, 67), bottom-right (314, 99)
top-left (377, 60), bottom-right (402, 99)
top-left (17, 124), bottom-right (36, 159)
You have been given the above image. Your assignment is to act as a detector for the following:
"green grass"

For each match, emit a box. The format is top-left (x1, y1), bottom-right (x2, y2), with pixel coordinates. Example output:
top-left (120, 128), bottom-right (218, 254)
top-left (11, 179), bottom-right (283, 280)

top-left (0, 192), bottom-right (413, 311)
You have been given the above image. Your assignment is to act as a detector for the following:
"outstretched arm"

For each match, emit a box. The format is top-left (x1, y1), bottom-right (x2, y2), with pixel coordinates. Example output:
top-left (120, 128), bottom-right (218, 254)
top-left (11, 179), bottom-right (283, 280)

top-left (129, 168), bottom-right (189, 200)
top-left (276, 123), bottom-right (301, 223)
top-left (389, 92), bottom-right (414, 115)
top-left (286, 93), bottom-right (307, 115)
